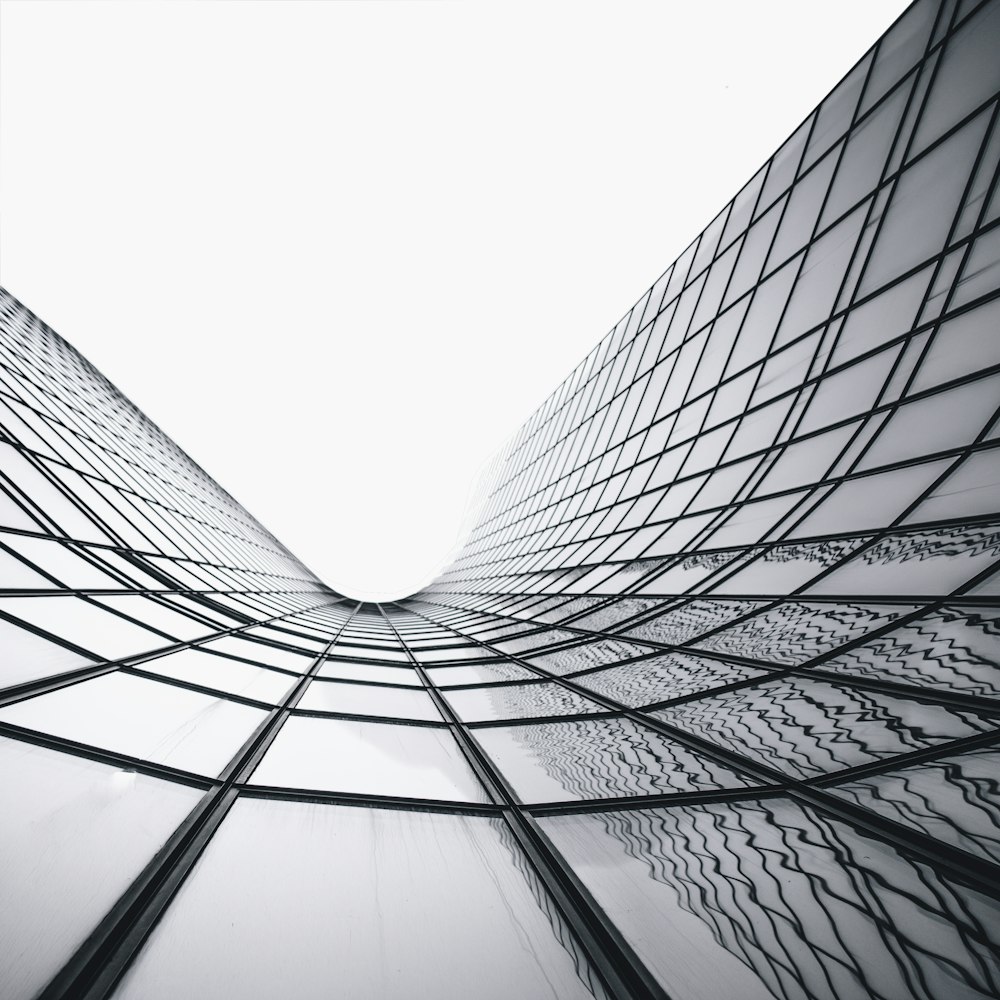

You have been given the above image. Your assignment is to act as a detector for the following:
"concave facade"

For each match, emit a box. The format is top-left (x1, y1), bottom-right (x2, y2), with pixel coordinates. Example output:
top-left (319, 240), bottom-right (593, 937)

top-left (2, 1), bottom-right (1000, 997)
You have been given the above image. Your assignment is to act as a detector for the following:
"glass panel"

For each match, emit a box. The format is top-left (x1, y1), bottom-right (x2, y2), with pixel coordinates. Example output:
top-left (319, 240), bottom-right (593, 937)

top-left (200, 635), bottom-right (314, 671)
top-left (1, 533), bottom-right (121, 589)
top-left (412, 645), bottom-right (499, 663)
top-left (298, 679), bottom-right (440, 722)
top-left (0, 672), bottom-right (266, 776)
top-left (860, 0), bottom-right (935, 114)
top-left (906, 447), bottom-right (1000, 522)
top-left (139, 647), bottom-right (295, 704)
top-left (249, 716), bottom-right (487, 802)
top-left (526, 637), bottom-right (653, 677)
top-left (622, 598), bottom-right (764, 645)
top-left (859, 375), bottom-right (1000, 471)
top-left (328, 643), bottom-right (410, 662)
top-left (0, 614), bottom-right (96, 690)
top-left (113, 799), bottom-right (605, 1000)
top-left (0, 595), bottom-right (170, 661)
top-left (789, 459), bottom-right (952, 537)
top-left (765, 148), bottom-right (840, 270)
top-left (949, 222), bottom-right (1000, 311)
top-left (318, 659), bottom-right (423, 686)
top-left (859, 112), bottom-right (988, 295)
top-left (910, 295), bottom-right (1000, 393)
top-left (710, 537), bottom-right (870, 596)
top-left (540, 798), bottom-right (1000, 1000)
top-left (800, 52), bottom-right (870, 172)
top-left (0, 736), bottom-right (202, 1000)
top-left (831, 747), bottom-right (1000, 864)
top-left (476, 716), bottom-right (756, 803)
top-left (425, 662), bottom-right (536, 686)
top-left (691, 601), bottom-right (914, 666)
top-left (831, 265), bottom-right (931, 368)
top-left (652, 675), bottom-right (990, 780)
top-left (912, 0), bottom-right (1000, 152)
top-left (444, 683), bottom-right (604, 723)
top-left (820, 82), bottom-right (909, 228)
top-left (808, 523), bottom-right (1000, 596)
top-left (574, 651), bottom-right (765, 708)
top-left (822, 605), bottom-right (1000, 697)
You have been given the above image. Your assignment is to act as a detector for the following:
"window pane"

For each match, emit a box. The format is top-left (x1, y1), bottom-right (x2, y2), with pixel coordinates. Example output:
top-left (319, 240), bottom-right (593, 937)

top-left (318, 659), bottom-right (423, 686)
top-left (139, 647), bottom-right (295, 704)
top-left (0, 736), bottom-right (202, 1000)
top-left (113, 799), bottom-right (606, 1000)
top-left (652, 675), bottom-right (990, 779)
top-left (249, 716), bottom-right (487, 802)
top-left (298, 679), bottom-right (440, 722)
top-left (540, 799), bottom-right (1000, 1000)
top-left (477, 716), bottom-right (756, 803)
top-left (0, 672), bottom-right (266, 776)
top-left (425, 662), bottom-right (536, 686)
top-left (444, 682), bottom-right (604, 723)
top-left (0, 614), bottom-right (96, 690)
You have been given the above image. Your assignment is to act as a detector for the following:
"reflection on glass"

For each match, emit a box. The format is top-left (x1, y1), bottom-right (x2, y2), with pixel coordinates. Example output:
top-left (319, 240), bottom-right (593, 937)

top-left (822, 605), bottom-right (1000, 697)
top-left (808, 524), bottom-right (1000, 596)
top-left (831, 747), bottom-right (1000, 864)
top-left (425, 662), bottom-right (536, 686)
top-left (444, 683), bottom-right (604, 723)
top-left (527, 637), bottom-right (654, 676)
top-left (652, 675), bottom-right (991, 780)
top-left (690, 600), bottom-right (913, 665)
top-left (540, 798), bottom-right (1000, 1000)
top-left (477, 716), bottom-right (756, 803)
top-left (574, 650), bottom-right (765, 708)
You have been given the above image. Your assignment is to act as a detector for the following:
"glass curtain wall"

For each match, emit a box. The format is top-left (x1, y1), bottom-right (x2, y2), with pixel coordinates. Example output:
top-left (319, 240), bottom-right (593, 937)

top-left (2, 1), bottom-right (1000, 998)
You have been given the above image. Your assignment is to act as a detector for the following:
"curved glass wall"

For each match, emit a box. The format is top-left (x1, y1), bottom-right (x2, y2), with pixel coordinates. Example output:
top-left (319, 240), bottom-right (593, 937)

top-left (2, 2), bottom-right (1000, 997)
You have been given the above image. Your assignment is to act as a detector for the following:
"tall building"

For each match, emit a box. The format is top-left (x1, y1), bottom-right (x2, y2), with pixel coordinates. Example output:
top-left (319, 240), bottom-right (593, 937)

top-left (2, 0), bottom-right (1000, 997)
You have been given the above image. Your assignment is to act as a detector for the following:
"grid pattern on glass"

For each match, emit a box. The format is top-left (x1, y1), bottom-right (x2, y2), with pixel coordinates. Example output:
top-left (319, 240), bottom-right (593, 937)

top-left (3, 2), bottom-right (1000, 998)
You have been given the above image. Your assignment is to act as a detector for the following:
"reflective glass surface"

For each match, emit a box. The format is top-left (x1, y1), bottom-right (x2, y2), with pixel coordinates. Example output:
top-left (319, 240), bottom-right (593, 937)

top-left (249, 716), bottom-right (487, 802)
top-left (113, 799), bottom-right (606, 1000)
top-left (3, 4), bottom-right (1000, 995)
top-left (476, 716), bottom-right (756, 803)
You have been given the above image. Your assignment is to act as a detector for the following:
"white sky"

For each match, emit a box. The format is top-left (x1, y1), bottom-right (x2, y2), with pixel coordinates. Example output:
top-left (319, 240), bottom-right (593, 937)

top-left (0, 0), bottom-right (909, 601)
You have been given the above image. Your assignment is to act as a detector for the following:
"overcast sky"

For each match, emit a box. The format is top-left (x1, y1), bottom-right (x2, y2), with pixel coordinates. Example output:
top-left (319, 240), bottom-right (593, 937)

top-left (0, 0), bottom-right (909, 600)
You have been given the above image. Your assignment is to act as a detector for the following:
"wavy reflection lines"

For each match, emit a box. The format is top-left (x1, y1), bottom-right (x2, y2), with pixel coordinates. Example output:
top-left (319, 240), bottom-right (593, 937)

top-left (542, 799), bottom-right (1000, 1000)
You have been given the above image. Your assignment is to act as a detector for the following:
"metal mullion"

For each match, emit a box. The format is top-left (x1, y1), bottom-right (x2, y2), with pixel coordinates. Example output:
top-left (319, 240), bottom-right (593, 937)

top-left (287, 707), bottom-right (448, 728)
top-left (526, 784), bottom-right (785, 818)
top-left (237, 782), bottom-right (504, 816)
top-left (0, 720), bottom-right (219, 790)
top-left (806, 726), bottom-right (1000, 788)
top-left (378, 603), bottom-right (669, 1000)
top-left (38, 602), bottom-right (362, 1000)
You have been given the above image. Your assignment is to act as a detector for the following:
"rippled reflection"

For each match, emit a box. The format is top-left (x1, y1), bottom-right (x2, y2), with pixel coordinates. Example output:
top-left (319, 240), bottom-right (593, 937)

top-left (541, 798), bottom-right (1000, 1000)
top-left (822, 605), bottom-right (1000, 697)
top-left (651, 676), bottom-right (994, 779)
top-left (476, 716), bottom-right (757, 802)
top-left (832, 747), bottom-right (1000, 864)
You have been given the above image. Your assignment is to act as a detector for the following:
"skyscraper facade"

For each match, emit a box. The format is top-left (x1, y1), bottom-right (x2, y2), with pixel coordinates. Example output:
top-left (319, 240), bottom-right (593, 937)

top-left (2, 0), bottom-right (1000, 997)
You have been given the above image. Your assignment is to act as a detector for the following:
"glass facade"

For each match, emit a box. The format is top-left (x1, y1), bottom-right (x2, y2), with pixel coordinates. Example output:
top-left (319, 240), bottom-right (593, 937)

top-left (2, 1), bottom-right (999, 997)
